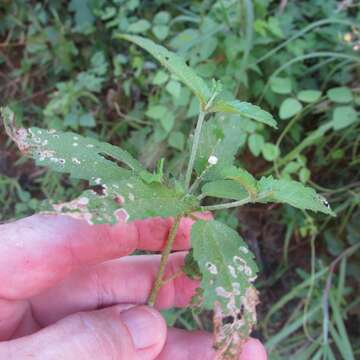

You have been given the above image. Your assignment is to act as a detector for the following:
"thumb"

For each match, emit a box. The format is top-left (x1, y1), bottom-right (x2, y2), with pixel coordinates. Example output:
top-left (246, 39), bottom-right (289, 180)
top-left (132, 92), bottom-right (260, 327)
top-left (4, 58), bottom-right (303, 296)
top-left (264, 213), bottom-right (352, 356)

top-left (1, 305), bottom-right (166, 360)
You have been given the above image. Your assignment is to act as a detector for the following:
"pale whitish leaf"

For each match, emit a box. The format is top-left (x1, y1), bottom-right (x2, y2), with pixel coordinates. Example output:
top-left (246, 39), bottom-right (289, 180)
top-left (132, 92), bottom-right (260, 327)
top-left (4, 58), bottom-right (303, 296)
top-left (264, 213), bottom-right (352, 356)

top-left (191, 220), bottom-right (259, 351)
top-left (208, 99), bottom-right (277, 128)
top-left (201, 180), bottom-right (248, 200)
top-left (194, 116), bottom-right (247, 180)
top-left (117, 34), bottom-right (211, 106)
top-left (258, 176), bottom-right (335, 215)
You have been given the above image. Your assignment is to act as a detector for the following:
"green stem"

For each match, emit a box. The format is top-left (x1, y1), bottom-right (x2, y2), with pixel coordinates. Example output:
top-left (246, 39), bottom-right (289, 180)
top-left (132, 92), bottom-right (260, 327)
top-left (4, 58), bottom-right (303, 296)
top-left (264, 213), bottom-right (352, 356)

top-left (201, 192), bottom-right (270, 211)
top-left (148, 215), bottom-right (182, 306)
top-left (185, 111), bottom-right (206, 189)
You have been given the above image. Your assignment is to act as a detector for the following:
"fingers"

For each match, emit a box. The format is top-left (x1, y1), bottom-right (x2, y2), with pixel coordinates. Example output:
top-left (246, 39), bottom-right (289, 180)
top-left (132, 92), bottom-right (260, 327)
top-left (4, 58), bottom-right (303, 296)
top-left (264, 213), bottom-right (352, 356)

top-left (157, 328), bottom-right (267, 360)
top-left (1, 305), bottom-right (166, 360)
top-left (30, 252), bottom-right (198, 326)
top-left (0, 213), bottom-right (208, 299)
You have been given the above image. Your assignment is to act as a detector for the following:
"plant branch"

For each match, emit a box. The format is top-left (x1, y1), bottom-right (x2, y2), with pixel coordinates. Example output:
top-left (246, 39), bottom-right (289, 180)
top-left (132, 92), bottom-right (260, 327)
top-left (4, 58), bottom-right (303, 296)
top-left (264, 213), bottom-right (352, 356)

top-left (201, 192), bottom-right (271, 211)
top-left (148, 214), bottom-right (182, 306)
top-left (185, 111), bottom-right (206, 190)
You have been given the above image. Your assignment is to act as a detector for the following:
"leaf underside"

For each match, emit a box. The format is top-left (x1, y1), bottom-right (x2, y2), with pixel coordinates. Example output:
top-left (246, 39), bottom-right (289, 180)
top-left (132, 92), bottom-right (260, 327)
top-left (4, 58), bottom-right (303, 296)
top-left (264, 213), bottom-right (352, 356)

top-left (191, 220), bottom-right (259, 357)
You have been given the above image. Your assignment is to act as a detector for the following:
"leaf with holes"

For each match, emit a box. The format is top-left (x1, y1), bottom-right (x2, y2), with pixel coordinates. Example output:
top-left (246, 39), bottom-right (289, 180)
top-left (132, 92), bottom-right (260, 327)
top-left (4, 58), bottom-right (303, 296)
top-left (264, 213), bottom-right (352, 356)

top-left (116, 34), bottom-right (211, 107)
top-left (191, 220), bottom-right (259, 356)
top-left (2, 107), bottom-right (198, 224)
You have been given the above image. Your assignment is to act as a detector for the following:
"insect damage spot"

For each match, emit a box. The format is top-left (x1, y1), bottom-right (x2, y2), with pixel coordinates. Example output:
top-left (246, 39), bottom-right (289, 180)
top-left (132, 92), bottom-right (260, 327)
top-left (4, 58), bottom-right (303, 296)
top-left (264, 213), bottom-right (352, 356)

top-left (206, 262), bottom-right (218, 274)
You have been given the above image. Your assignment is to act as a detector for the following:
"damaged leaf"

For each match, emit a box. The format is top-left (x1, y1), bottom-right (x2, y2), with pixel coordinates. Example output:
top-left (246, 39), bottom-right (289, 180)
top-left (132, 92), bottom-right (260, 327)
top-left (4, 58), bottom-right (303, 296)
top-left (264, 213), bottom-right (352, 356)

top-left (191, 220), bottom-right (259, 357)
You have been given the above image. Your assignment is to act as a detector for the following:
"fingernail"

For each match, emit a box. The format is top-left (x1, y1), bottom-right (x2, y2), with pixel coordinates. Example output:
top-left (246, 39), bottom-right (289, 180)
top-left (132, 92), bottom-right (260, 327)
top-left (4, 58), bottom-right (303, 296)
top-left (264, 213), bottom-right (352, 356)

top-left (120, 306), bottom-right (163, 349)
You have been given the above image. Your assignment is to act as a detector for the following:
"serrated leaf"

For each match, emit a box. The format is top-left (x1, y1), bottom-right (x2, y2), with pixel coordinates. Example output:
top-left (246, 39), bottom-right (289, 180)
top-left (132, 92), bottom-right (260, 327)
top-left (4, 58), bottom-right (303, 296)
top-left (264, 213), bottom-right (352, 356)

top-left (3, 117), bottom-right (145, 182)
top-left (2, 107), bottom-right (199, 224)
top-left (222, 166), bottom-right (258, 198)
top-left (258, 176), bottom-right (335, 215)
top-left (201, 180), bottom-right (248, 200)
top-left (208, 99), bottom-right (277, 128)
top-left (191, 220), bottom-right (259, 349)
top-left (195, 116), bottom-right (247, 180)
top-left (50, 177), bottom-right (198, 224)
top-left (117, 34), bottom-right (211, 107)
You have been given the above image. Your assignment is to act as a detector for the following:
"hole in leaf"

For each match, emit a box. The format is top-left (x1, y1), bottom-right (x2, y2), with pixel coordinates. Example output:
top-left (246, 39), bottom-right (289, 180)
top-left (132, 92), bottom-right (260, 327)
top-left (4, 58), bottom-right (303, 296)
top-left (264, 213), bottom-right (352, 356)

top-left (222, 315), bottom-right (235, 325)
top-left (99, 152), bottom-right (130, 169)
top-left (91, 185), bottom-right (106, 196)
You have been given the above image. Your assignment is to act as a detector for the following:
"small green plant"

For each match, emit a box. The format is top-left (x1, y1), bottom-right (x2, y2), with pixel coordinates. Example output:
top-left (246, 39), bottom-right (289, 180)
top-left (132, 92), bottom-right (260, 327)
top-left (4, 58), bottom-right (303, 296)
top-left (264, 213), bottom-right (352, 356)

top-left (1, 35), bottom-right (334, 359)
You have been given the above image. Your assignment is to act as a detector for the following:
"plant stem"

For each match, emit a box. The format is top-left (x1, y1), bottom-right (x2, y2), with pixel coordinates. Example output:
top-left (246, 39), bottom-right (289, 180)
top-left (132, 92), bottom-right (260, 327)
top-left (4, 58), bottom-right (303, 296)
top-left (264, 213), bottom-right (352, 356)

top-left (201, 192), bottom-right (271, 211)
top-left (185, 111), bottom-right (205, 190)
top-left (148, 214), bottom-right (182, 306)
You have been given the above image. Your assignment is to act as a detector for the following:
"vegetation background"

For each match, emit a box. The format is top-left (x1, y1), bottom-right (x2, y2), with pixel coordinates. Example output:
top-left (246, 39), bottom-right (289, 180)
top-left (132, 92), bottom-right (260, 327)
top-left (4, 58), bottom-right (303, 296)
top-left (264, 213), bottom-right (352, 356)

top-left (0, 0), bottom-right (359, 359)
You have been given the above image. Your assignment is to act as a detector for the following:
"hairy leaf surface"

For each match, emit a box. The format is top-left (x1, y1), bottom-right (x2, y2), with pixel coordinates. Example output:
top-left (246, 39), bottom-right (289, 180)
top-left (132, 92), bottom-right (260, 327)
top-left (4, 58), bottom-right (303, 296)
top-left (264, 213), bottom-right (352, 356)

top-left (258, 176), bottom-right (335, 215)
top-left (201, 180), bottom-right (248, 200)
top-left (117, 34), bottom-right (211, 107)
top-left (208, 99), bottom-right (277, 128)
top-left (195, 116), bottom-right (246, 179)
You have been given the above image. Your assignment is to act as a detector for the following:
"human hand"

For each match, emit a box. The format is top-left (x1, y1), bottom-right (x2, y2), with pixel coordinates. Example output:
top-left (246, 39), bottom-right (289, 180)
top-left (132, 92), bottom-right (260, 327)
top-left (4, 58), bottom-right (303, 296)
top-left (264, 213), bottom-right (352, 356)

top-left (0, 214), bottom-right (267, 359)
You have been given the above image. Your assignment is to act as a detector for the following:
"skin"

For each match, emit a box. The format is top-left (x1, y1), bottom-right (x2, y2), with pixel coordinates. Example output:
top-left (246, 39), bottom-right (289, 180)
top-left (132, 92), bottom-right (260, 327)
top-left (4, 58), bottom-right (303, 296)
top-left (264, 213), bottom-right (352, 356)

top-left (0, 213), bottom-right (268, 359)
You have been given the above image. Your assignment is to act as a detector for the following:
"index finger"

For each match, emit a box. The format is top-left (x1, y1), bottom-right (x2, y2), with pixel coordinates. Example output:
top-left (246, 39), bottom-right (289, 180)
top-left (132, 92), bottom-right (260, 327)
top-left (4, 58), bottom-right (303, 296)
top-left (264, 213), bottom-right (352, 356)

top-left (0, 212), bottom-right (211, 300)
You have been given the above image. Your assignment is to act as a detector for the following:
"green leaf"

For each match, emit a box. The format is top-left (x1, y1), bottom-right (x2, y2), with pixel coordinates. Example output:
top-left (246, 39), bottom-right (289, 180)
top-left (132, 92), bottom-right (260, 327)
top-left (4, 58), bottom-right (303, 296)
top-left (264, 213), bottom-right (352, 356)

top-left (195, 116), bottom-right (247, 180)
top-left (191, 220), bottom-right (259, 342)
top-left (152, 25), bottom-right (169, 40)
top-left (166, 79), bottom-right (181, 98)
top-left (248, 133), bottom-right (265, 157)
top-left (146, 105), bottom-right (167, 120)
top-left (279, 98), bottom-right (303, 120)
top-left (127, 20), bottom-right (151, 33)
top-left (222, 166), bottom-right (258, 198)
top-left (201, 180), bottom-right (248, 200)
top-left (152, 70), bottom-right (169, 85)
top-left (332, 106), bottom-right (358, 130)
top-left (327, 87), bottom-right (353, 104)
top-left (2, 107), bottom-right (199, 224)
top-left (168, 131), bottom-right (185, 151)
top-left (117, 34), bottom-right (211, 107)
top-left (257, 176), bottom-right (335, 215)
top-left (270, 77), bottom-right (292, 94)
top-left (208, 99), bottom-right (277, 128)
top-left (3, 114), bottom-right (144, 182)
top-left (50, 177), bottom-right (198, 224)
top-left (297, 90), bottom-right (322, 103)
top-left (153, 11), bottom-right (170, 25)
top-left (262, 143), bottom-right (280, 161)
